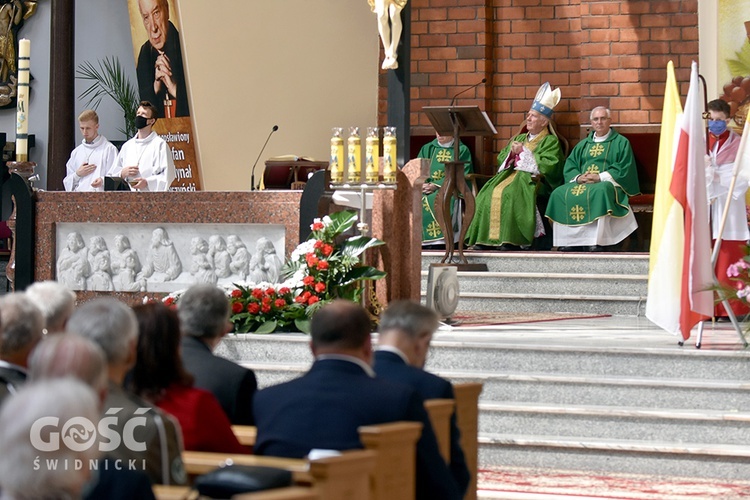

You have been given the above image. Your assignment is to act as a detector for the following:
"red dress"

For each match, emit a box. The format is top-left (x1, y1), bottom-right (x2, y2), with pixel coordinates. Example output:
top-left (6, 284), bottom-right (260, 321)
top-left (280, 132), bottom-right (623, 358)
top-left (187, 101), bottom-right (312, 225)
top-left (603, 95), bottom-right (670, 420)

top-left (156, 384), bottom-right (250, 454)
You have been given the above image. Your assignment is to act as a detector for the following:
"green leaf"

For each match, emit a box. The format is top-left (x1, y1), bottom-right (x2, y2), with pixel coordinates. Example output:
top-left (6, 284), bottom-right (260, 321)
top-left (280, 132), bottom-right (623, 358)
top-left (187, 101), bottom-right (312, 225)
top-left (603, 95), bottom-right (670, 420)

top-left (324, 210), bottom-right (358, 236)
top-left (254, 320), bottom-right (278, 334)
top-left (294, 318), bottom-right (311, 334)
top-left (341, 235), bottom-right (386, 258)
top-left (340, 266), bottom-right (387, 286)
top-left (76, 57), bottom-right (138, 138)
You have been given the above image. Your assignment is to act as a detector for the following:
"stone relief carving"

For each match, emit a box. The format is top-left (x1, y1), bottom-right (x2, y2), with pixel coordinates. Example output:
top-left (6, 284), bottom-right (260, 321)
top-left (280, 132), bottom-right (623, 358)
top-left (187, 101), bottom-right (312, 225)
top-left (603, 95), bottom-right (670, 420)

top-left (55, 223), bottom-right (286, 293)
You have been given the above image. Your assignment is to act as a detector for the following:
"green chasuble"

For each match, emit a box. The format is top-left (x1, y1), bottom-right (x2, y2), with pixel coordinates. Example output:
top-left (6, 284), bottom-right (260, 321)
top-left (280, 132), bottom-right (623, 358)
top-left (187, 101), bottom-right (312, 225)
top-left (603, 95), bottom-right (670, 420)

top-left (545, 128), bottom-right (640, 226)
top-left (465, 129), bottom-right (563, 247)
top-left (418, 139), bottom-right (473, 243)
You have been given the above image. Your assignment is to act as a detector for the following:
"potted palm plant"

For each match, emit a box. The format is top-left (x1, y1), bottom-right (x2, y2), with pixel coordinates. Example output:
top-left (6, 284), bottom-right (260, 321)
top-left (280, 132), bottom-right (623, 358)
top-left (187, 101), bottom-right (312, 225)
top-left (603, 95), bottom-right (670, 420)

top-left (76, 57), bottom-right (138, 140)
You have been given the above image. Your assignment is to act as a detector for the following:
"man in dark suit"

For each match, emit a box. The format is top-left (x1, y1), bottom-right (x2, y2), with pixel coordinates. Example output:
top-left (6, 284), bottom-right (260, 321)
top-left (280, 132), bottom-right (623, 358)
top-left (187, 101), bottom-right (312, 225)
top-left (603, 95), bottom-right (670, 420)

top-left (178, 284), bottom-right (257, 425)
top-left (0, 293), bottom-right (44, 405)
top-left (253, 300), bottom-right (461, 500)
top-left (374, 300), bottom-right (471, 497)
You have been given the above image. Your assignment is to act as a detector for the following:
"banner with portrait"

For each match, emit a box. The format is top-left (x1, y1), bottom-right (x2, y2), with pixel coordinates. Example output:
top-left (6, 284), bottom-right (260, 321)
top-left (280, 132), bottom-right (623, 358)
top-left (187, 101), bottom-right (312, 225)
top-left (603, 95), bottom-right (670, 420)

top-left (126, 0), bottom-right (201, 191)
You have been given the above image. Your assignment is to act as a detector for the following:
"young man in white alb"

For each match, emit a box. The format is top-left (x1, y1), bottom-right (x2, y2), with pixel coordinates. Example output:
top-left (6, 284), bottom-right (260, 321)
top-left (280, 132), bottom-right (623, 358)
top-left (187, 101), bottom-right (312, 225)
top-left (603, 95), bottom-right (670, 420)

top-left (63, 109), bottom-right (118, 192)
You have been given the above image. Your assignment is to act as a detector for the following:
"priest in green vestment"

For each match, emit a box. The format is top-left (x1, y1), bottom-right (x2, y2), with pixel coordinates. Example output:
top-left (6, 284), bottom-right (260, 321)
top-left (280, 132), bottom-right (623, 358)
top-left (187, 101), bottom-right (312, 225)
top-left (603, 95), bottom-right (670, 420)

top-left (418, 134), bottom-right (473, 245)
top-left (545, 106), bottom-right (640, 250)
top-left (465, 83), bottom-right (564, 249)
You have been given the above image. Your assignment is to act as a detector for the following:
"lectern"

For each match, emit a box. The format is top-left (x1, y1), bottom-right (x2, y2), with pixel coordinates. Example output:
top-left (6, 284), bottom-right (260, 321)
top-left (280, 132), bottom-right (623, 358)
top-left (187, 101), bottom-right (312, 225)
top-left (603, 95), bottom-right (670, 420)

top-left (423, 106), bottom-right (496, 265)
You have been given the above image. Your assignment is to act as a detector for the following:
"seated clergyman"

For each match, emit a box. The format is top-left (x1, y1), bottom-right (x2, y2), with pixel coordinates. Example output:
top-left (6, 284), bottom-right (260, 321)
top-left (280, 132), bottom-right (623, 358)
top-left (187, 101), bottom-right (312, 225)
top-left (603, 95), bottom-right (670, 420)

top-left (465, 82), bottom-right (564, 250)
top-left (545, 106), bottom-right (640, 252)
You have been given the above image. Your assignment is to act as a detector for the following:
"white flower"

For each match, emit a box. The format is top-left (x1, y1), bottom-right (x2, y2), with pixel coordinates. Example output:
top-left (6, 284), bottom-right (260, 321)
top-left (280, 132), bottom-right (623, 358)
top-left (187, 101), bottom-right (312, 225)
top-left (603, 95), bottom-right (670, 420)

top-left (291, 239), bottom-right (316, 262)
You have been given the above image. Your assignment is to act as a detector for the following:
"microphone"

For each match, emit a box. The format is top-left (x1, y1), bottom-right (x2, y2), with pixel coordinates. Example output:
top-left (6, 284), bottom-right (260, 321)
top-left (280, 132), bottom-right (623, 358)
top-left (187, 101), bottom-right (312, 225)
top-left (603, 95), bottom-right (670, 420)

top-left (250, 125), bottom-right (279, 191)
top-left (450, 78), bottom-right (487, 107)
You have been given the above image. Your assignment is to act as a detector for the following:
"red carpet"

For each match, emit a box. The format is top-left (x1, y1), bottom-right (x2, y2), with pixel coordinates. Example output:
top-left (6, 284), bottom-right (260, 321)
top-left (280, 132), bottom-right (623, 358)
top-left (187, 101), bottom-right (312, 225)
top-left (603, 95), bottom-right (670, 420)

top-left (478, 466), bottom-right (750, 499)
top-left (450, 311), bottom-right (610, 327)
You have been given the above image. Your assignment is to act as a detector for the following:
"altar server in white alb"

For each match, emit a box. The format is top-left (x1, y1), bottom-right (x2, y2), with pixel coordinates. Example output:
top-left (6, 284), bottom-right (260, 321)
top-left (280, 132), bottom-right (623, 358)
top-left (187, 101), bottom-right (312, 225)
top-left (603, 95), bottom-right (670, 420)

top-left (114, 100), bottom-right (176, 191)
top-left (63, 109), bottom-right (118, 192)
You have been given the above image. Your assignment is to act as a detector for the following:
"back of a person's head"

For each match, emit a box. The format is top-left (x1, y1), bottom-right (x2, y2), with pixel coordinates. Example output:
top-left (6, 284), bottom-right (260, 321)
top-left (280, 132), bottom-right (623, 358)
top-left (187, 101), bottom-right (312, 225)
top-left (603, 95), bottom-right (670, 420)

top-left (378, 300), bottom-right (439, 341)
top-left (25, 281), bottom-right (77, 333)
top-left (311, 300), bottom-right (372, 351)
top-left (0, 292), bottom-right (44, 358)
top-left (131, 302), bottom-right (193, 400)
top-left (0, 378), bottom-right (100, 499)
top-left (29, 332), bottom-right (108, 393)
top-left (67, 298), bottom-right (138, 365)
top-left (177, 284), bottom-right (230, 339)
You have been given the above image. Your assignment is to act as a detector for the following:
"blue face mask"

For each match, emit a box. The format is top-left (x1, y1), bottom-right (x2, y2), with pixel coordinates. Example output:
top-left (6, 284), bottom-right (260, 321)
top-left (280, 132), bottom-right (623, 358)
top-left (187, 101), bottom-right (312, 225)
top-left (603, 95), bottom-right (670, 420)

top-left (708, 119), bottom-right (728, 136)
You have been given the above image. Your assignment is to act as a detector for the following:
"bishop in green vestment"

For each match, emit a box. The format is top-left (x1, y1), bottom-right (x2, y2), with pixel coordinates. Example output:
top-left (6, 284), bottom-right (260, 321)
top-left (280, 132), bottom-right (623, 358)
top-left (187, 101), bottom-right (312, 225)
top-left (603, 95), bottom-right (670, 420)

top-left (418, 136), bottom-right (473, 245)
top-left (545, 107), bottom-right (640, 248)
top-left (464, 112), bottom-right (564, 248)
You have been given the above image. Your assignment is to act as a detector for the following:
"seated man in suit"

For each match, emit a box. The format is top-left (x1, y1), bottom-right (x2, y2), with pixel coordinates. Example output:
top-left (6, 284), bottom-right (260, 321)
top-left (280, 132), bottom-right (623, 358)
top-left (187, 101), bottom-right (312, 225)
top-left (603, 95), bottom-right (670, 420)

top-left (254, 300), bottom-right (462, 500)
top-left (374, 300), bottom-right (470, 497)
top-left (177, 283), bottom-right (258, 425)
top-left (0, 293), bottom-right (44, 405)
top-left (465, 82), bottom-right (564, 250)
top-left (546, 106), bottom-right (640, 251)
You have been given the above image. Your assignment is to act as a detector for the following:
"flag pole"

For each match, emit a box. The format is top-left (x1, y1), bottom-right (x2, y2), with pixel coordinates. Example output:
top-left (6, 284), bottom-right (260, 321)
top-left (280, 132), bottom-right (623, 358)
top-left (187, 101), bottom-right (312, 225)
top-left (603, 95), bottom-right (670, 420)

top-left (695, 75), bottom-right (749, 349)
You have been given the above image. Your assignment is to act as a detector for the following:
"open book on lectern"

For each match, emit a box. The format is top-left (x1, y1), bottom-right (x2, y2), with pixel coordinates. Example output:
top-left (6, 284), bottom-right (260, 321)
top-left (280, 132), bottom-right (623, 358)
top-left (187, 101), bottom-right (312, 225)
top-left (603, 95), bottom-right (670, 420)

top-left (423, 105), bottom-right (497, 137)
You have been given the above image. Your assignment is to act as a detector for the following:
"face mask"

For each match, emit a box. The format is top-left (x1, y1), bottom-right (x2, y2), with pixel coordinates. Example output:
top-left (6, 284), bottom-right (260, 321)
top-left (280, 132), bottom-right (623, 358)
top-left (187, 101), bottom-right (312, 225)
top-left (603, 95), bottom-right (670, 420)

top-left (708, 119), bottom-right (727, 136)
top-left (135, 115), bottom-right (150, 130)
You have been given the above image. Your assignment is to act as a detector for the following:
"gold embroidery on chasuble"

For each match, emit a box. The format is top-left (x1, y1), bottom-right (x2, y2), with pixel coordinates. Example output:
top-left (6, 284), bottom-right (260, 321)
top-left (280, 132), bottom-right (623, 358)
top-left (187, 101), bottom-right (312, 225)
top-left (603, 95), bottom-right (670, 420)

top-left (588, 143), bottom-right (605, 157)
top-left (571, 184), bottom-right (587, 196)
top-left (435, 150), bottom-right (452, 163)
top-left (487, 129), bottom-right (550, 240)
top-left (433, 169), bottom-right (446, 181)
top-left (422, 197), bottom-right (430, 211)
top-left (426, 221), bottom-right (443, 238)
top-left (585, 165), bottom-right (600, 174)
top-left (570, 204), bottom-right (586, 222)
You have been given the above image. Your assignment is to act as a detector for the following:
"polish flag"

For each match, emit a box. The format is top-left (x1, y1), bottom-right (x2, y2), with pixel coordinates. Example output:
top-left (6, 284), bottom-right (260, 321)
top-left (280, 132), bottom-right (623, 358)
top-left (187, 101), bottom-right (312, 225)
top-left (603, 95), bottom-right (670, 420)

top-left (646, 61), bottom-right (713, 340)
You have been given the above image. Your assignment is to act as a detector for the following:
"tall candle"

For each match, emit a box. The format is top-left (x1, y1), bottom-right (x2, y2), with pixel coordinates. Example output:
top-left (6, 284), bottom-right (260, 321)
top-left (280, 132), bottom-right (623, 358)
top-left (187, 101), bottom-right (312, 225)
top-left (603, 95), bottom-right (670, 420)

top-left (16, 38), bottom-right (30, 161)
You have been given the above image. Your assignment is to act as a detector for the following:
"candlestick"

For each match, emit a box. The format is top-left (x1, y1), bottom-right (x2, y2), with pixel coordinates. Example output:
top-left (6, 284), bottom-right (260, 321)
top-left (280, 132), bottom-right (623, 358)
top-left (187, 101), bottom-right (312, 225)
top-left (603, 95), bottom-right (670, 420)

top-left (16, 38), bottom-right (30, 161)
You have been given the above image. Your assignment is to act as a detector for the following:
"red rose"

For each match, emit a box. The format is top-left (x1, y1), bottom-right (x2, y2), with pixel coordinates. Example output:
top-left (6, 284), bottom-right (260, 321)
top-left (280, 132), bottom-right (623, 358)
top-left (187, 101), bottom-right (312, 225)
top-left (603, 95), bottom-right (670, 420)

top-left (261, 304), bottom-right (271, 313)
top-left (303, 276), bottom-right (315, 286)
top-left (164, 297), bottom-right (175, 306)
top-left (261, 297), bottom-right (271, 306)
top-left (232, 301), bottom-right (243, 314)
top-left (295, 295), bottom-right (306, 303)
top-left (317, 260), bottom-right (329, 271)
top-left (314, 240), bottom-right (323, 249)
top-left (251, 288), bottom-right (263, 299)
top-left (312, 222), bottom-right (324, 231)
top-left (248, 303), bottom-right (260, 314)
top-left (274, 298), bottom-right (287, 308)
top-left (314, 282), bottom-right (326, 293)
top-left (321, 244), bottom-right (334, 256)
top-left (279, 287), bottom-right (291, 295)
top-left (308, 296), bottom-right (320, 305)
top-left (231, 289), bottom-right (242, 298)
top-left (301, 291), bottom-right (312, 300)
top-left (306, 254), bottom-right (319, 267)
top-left (265, 287), bottom-right (276, 296)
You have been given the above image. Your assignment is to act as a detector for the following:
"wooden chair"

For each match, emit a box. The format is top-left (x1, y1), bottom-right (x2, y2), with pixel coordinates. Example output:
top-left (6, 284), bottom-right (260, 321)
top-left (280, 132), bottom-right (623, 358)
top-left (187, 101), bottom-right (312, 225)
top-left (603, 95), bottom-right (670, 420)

top-left (453, 383), bottom-right (483, 500)
top-left (182, 449), bottom-right (375, 500)
top-left (424, 398), bottom-right (454, 462)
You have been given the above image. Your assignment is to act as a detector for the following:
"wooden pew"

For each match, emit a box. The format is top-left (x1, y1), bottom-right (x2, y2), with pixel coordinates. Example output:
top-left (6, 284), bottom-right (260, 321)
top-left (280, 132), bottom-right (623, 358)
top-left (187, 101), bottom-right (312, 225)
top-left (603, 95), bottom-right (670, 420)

top-left (182, 449), bottom-right (375, 500)
top-left (233, 425), bottom-right (257, 447)
top-left (423, 398), bottom-right (454, 462)
top-left (358, 421), bottom-right (422, 500)
top-left (152, 485), bottom-right (196, 500)
top-left (453, 382), bottom-right (483, 500)
top-left (233, 486), bottom-right (319, 499)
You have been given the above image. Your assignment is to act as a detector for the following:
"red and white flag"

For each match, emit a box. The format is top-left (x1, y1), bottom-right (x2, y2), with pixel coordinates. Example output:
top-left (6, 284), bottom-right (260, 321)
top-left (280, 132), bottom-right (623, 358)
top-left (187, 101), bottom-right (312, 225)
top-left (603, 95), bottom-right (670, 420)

top-left (646, 61), bottom-right (713, 340)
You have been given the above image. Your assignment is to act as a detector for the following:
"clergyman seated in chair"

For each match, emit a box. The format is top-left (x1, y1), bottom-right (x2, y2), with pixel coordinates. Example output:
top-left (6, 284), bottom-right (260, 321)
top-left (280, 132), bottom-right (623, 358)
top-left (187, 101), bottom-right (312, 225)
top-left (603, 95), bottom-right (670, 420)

top-left (409, 133), bottom-right (473, 248)
top-left (545, 106), bottom-right (640, 252)
top-left (465, 82), bottom-right (564, 250)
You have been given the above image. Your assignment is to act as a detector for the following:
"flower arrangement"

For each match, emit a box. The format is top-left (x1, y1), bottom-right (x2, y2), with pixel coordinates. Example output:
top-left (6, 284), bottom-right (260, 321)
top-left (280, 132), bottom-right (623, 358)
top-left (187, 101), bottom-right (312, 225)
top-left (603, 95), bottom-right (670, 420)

top-left (164, 210), bottom-right (386, 334)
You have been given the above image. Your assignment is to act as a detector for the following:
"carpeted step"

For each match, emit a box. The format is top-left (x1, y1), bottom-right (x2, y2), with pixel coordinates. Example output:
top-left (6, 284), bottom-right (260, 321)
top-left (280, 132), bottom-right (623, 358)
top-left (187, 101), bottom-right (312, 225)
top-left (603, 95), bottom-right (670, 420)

top-left (449, 293), bottom-right (645, 315)
top-left (478, 433), bottom-right (750, 480)
top-left (478, 401), bottom-right (750, 446)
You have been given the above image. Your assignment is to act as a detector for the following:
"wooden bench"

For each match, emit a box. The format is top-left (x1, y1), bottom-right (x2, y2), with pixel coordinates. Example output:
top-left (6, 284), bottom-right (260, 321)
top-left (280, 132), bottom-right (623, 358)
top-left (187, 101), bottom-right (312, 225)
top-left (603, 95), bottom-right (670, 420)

top-left (358, 421), bottom-right (422, 500)
top-left (454, 382), bottom-right (483, 500)
top-left (182, 449), bottom-right (374, 500)
top-left (152, 485), bottom-right (196, 500)
top-left (424, 398), bottom-right (454, 462)
top-left (234, 486), bottom-right (319, 499)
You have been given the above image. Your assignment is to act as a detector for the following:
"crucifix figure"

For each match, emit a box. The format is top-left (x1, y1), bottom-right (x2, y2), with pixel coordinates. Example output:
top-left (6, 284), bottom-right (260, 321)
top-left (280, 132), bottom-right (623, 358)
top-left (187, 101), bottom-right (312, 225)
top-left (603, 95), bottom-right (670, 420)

top-left (368, 0), bottom-right (407, 70)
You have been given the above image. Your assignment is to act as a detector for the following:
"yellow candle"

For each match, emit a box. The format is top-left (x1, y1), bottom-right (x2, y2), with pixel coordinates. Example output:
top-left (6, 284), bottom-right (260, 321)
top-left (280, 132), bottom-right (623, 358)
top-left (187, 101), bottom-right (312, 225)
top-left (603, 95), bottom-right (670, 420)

top-left (382, 126), bottom-right (397, 183)
top-left (16, 38), bottom-right (30, 161)
top-left (365, 127), bottom-right (379, 184)
top-left (330, 127), bottom-right (344, 184)
top-left (347, 127), bottom-right (361, 184)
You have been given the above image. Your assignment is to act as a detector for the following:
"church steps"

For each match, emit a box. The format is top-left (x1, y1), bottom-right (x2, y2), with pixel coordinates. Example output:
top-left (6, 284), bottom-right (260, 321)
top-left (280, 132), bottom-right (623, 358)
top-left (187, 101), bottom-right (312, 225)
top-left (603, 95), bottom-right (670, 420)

top-left (478, 402), bottom-right (750, 446)
top-left (477, 434), bottom-right (750, 480)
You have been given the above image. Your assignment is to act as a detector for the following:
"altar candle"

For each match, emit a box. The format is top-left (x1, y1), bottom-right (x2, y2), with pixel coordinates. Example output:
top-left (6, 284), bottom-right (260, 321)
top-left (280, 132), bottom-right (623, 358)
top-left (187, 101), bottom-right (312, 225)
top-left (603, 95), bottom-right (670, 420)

top-left (347, 127), bottom-right (361, 184)
top-left (16, 38), bottom-right (30, 161)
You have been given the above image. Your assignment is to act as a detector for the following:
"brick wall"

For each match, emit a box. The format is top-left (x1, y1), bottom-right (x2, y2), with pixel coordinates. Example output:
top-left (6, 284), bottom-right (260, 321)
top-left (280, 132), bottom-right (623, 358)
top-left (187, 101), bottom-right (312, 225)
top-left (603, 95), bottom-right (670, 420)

top-left (379, 0), bottom-right (698, 173)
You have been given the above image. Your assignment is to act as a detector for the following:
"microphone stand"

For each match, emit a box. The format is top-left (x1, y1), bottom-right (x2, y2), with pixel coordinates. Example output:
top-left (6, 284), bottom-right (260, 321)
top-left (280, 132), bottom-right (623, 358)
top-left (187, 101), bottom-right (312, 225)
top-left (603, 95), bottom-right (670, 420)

top-left (250, 125), bottom-right (278, 191)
